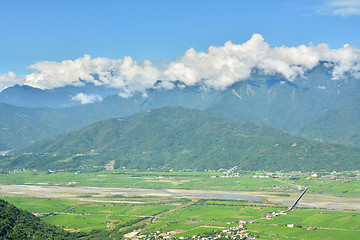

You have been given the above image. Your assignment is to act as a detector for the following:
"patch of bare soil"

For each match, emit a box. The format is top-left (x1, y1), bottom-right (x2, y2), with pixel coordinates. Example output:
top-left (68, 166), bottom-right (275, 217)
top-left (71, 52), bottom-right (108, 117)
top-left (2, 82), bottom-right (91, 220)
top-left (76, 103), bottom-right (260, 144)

top-left (0, 184), bottom-right (358, 210)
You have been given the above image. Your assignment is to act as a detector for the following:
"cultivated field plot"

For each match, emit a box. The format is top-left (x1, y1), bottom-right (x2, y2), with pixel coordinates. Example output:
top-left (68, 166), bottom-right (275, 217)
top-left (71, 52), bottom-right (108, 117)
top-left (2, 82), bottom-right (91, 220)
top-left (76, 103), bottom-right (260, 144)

top-left (2, 197), bottom-right (179, 233)
top-left (246, 223), bottom-right (360, 240)
top-left (0, 170), bottom-right (358, 197)
top-left (3, 197), bottom-right (359, 239)
top-left (0, 170), bottom-right (359, 239)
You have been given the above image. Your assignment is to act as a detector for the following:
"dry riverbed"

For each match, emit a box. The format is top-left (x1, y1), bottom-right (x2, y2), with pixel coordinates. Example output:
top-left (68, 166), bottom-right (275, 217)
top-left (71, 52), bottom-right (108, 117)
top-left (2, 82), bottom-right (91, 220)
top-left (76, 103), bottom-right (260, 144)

top-left (0, 184), bottom-right (359, 210)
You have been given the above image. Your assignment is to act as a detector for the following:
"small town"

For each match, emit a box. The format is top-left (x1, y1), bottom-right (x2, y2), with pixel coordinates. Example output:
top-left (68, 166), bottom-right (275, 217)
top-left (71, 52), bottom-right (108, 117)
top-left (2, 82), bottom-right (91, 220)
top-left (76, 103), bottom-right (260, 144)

top-left (124, 221), bottom-right (254, 240)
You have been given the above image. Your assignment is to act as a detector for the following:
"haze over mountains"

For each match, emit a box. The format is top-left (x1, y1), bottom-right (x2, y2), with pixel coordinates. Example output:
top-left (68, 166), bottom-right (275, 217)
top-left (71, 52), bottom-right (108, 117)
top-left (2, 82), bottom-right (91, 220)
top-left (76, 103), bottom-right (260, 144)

top-left (1, 35), bottom-right (359, 171)
top-left (1, 63), bottom-right (360, 151)
top-left (0, 83), bottom-right (118, 108)
top-left (2, 106), bottom-right (359, 172)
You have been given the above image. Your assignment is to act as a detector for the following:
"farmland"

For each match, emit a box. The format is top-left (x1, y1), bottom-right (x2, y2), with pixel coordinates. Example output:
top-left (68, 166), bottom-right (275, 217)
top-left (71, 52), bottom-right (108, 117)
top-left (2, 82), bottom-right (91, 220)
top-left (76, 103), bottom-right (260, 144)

top-left (0, 170), bottom-right (359, 239)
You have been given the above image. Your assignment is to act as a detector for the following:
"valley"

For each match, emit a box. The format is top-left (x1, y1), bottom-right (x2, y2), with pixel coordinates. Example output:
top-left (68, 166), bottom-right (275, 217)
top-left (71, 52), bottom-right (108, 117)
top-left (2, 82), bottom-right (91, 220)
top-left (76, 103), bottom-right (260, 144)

top-left (0, 170), bottom-right (359, 239)
top-left (2, 2), bottom-right (360, 239)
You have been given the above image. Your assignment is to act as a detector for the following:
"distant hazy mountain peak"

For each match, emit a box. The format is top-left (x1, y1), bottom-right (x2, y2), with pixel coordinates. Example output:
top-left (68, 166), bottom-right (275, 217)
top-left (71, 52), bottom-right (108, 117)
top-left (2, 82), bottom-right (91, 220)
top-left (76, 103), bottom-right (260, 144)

top-left (2, 35), bottom-right (359, 97)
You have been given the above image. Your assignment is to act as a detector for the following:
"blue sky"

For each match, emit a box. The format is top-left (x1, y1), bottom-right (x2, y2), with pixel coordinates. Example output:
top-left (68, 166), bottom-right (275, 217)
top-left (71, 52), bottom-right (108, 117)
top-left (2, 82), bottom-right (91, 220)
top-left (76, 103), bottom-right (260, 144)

top-left (1, 0), bottom-right (359, 75)
top-left (1, 0), bottom-right (360, 93)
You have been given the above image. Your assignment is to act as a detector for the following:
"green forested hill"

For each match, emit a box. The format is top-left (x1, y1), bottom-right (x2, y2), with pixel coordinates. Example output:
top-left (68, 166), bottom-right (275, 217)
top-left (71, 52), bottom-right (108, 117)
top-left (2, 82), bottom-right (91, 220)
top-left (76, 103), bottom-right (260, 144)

top-left (1, 67), bottom-right (360, 151)
top-left (3, 107), bottom-right (359, 172)
top-left (298, 94), bottom-right (360, 147)
top-left (0, 103), bottom-right (84, 150)
top-left (0, 199), bottom-right (82, 239)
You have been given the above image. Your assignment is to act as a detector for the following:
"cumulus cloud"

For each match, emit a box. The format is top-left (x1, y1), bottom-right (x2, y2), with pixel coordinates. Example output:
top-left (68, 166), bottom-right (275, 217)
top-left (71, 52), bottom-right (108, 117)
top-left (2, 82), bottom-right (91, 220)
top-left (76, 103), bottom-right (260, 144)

top-left (25, 55), bottom-right (161, 95)
top-left (1, 34), bottom-right (358, 96)
top-left (0, 71), bottom-right (24, 91)
top-left (163, 34), bottom-right (360, 88)
top-left (71, 93), bottom-right (103, 104)
top-left (320, 0), bottom-right (360, 16)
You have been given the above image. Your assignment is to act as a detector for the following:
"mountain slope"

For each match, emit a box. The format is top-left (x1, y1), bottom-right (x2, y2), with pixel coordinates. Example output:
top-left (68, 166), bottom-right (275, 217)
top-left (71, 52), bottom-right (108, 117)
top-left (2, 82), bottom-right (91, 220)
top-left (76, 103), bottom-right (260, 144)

top-left (0, 199), bottom-right (81, 239)
top-left (4, 107), bottom-right (359, 172)
top-left (0, 83), bottom-right (118, 108)
top-left (1, 64), bottom-right (359, 151)
top-left (298, 93), bottom-right (360, 146)
top-left (0, 103), bottom-right (86, 150)
top-left (52, 65), bottom-right (360, 145)
top-left (207, 67), bottom-right (360, 132)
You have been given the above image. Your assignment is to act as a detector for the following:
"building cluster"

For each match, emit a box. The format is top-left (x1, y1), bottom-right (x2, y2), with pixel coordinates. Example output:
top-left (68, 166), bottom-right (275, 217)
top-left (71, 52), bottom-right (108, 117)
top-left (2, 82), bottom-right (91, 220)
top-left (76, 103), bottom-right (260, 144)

top-left (125, 221), bottom-right (257, 240)
top-left (265, 211), bottom-right (287, 220)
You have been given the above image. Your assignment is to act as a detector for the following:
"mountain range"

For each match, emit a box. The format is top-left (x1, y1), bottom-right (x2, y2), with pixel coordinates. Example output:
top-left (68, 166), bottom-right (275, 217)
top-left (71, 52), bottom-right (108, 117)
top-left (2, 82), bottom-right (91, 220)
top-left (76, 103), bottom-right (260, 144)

top-left (0, 64), bottom-right (359, 171)
top-left (0, 83), bottom-right (118, 108)
top-left (1, 64), bottom-right (359, 151)
top-left (2, 106), bottom-right (359, 172)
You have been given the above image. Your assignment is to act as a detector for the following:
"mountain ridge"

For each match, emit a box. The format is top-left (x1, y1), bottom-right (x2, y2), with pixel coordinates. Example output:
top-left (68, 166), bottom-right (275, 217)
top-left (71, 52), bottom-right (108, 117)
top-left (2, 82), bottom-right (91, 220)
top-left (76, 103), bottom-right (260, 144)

top-left (0, 199), bottom-right (81, 239)
top-left (3, 107), bottom-right (359, 172)
top-left (0, 64), bottom-right (359, 150)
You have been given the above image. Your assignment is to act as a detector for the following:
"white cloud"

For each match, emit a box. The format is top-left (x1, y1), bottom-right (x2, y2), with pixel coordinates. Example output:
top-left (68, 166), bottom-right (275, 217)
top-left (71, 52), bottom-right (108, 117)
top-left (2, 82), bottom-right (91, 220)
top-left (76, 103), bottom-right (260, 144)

top-left (163, 34), bottom-right (360, 89)
top-left (0, 71), bottom-right (24, 91)
top-left (320, 0), bottom-right (360, 16)
top-left (25, 55), bottom-right (161, 94)
top-left (6, 34), bottom-right (359, 96)
top-left (71, 93), bottom-right (103, 104)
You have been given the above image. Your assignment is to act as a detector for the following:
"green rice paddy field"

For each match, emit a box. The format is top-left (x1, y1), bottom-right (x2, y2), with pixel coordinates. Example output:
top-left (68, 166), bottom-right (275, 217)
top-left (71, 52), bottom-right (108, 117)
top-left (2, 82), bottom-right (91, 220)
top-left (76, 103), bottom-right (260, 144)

top-left (0, 170), bottom-right (358, 197)
top-left (2, 197), bottom-right (359, 239)
top-left (0, 170), bottom-right (359, 239)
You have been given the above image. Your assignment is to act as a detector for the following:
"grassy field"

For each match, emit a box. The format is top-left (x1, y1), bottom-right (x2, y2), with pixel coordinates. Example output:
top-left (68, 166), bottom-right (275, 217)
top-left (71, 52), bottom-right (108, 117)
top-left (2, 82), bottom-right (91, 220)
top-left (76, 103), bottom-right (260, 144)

top-left (246, 224), bottom-right (360, 240)
top-left (70, 204), bottom-right (174, 216)
top-left (2, 197), bottom-right (80, 213)
top-left (2, 195), bottom-right (359, 239)
top-left (166, 204), bottom-right (276, 222)
top-left (0, 170), bottom-right (359, 239)
top-left (142, 218), bottom-right (207, 234)
top-left (43, 214), bottom-right (109, 232)
top-left (257, 209), bottom-right (360, 230)
top-left (2, 197), bottom-right (178, 232)
top-left (0, 170), bottom-right (358, 197)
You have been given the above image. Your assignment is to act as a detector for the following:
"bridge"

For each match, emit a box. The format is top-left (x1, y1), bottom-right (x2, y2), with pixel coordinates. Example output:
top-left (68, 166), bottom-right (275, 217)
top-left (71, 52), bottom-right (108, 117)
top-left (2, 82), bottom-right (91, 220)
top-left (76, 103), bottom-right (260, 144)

top-left (282, 187), bottom-right (308, 213)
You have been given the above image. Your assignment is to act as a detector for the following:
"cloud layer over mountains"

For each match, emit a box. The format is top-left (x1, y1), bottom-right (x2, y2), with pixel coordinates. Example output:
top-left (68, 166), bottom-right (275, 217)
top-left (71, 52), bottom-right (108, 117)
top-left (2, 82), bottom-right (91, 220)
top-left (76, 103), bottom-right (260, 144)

top-left (2, 34), bottom-right (360, 94)
top-left (0, 71), bottom-right (24, 92)
top-left (71, 93), bottom-right (103, 104)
